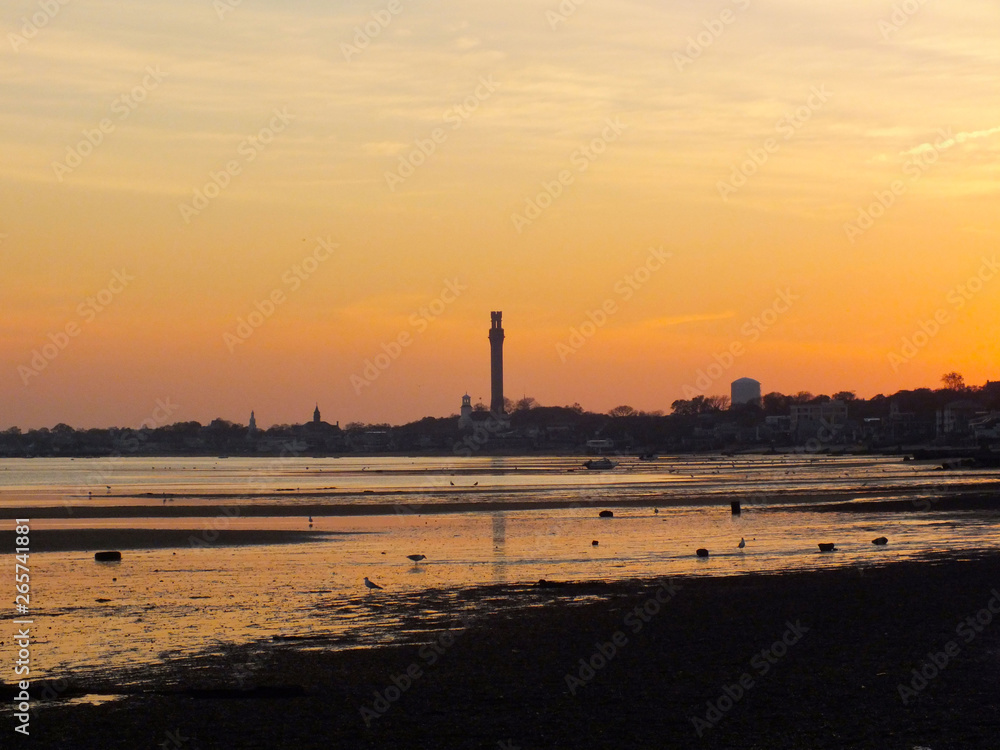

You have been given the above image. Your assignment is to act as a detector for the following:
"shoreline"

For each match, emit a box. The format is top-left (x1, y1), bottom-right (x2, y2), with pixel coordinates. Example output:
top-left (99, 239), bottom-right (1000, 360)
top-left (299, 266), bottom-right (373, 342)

top-left (8, 553), bottom-right (1000, 748)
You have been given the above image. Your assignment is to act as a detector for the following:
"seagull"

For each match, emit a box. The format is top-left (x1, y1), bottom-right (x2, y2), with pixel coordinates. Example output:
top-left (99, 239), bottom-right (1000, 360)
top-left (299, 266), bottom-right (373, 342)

top-left (406, 554), bottom-right (426, 563)
top-left (738, 538), bottom-right (746, 549)
top-left (363, 577), bottom-right (383, 590)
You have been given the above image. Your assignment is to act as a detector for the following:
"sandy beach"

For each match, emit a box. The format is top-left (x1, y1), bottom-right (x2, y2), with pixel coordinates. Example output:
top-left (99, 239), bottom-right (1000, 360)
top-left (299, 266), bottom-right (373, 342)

top-left (8, 553), bottom-right (999, 749)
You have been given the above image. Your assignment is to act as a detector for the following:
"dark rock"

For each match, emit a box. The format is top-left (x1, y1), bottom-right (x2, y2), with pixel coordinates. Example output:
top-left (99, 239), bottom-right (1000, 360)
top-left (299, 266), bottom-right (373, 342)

top-left (696, 548), bottom-right (709, 558)
top-left (872, 536), bottom-right (889, 545)
top-left (599, 510), bottom-right (614, 518)
top-left (818, 543), bottom-right (836, 552)
top-left (94, 551), bottom-right (122, 562)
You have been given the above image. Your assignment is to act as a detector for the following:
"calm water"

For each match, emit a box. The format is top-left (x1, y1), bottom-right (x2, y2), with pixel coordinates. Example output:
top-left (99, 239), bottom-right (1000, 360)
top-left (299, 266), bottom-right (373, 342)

top-left (1, 455), bottom-right (998, 682)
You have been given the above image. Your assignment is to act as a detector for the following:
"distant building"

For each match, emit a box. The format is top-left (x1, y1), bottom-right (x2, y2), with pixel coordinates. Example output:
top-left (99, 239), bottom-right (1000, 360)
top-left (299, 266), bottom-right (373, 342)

top-left (936, 400), bottom-right (981, 438)
top-left (313, 404), bottom-right (321, 424)
top-left (458, 394), bottom-right (473, 429)
top-left (731, 377), bottom-right (761, 406)
top-left (248, 411), bottom-right (257, 433)
top-left (489, 311), bottom-right (505, 416)
top-left (790, 400), bottom-right (848, 441)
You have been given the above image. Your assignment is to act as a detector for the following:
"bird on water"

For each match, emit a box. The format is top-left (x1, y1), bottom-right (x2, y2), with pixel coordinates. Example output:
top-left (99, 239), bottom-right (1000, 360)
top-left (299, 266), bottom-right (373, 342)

top-left (407, 554), bottom-right (426, 563)
top-left (364, 577), bottom-right (383, 590)
top-left (738, 537), bottom-right (746, 549)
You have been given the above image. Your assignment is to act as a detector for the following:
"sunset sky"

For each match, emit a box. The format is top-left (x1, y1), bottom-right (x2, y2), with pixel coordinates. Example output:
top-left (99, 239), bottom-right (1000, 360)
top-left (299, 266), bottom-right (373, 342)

top-left (3, 0), bottom-right (1000, 428)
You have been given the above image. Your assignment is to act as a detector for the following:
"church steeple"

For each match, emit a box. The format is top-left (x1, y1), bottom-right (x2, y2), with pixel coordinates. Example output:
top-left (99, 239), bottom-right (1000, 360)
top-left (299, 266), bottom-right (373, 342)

top-left (248, 410), bottom-right (257, 433)
top-left (313, 404), bottom-right (321, 424)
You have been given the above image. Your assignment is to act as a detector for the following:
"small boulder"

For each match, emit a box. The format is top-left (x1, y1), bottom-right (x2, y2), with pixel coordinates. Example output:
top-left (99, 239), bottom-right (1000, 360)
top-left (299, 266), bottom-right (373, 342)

top-left (695, 548), bottom-right (709, 558)
top-left (591, 540), bottom-right (599, 546)
top-left (599, 510), bottom-right (614, 518)
top-left (94, 551), bottom-right (122, 562)
top-left (872, 536), bottom-right (888, 545)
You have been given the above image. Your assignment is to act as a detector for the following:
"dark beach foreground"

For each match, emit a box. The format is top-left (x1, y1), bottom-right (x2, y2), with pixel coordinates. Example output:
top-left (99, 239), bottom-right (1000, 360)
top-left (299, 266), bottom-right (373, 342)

top-left (11, 554), bottom-right (1000, 749)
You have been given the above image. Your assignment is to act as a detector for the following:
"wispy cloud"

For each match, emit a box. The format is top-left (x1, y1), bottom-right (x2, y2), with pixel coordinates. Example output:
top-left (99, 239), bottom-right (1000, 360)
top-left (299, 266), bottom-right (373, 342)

top-left (648, 312), bottom-right (738, 329)
top-left (902, 126), bottom-right (1000, 156)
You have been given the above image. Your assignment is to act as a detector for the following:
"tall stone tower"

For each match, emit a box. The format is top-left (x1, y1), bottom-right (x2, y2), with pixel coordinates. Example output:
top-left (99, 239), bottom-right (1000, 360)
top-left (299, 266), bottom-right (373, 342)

top-left (489, 311), bottom-right (505, 415)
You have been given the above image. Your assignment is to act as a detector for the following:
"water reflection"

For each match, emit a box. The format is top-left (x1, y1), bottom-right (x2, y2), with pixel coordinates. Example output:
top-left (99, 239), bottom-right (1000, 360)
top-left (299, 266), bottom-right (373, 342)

top-left (491, 512), bottom-right (507, 584)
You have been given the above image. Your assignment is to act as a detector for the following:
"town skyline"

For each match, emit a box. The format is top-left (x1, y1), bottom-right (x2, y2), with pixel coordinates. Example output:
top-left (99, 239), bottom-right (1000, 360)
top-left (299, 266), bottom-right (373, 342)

top-left (4, 370), bottom-right (990, 432)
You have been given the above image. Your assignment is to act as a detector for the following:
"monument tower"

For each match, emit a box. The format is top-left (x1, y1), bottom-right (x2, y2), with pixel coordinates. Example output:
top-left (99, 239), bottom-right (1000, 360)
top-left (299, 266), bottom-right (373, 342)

top-left (489, 311), bottom-right (505, 415)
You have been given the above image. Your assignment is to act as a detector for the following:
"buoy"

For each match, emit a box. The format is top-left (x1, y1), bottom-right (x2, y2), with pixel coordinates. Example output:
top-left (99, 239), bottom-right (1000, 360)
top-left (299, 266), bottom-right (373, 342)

top-left (95, 551), bottom-right (122, 562)
top-left (592, 540), bottom-right (599, 546)
top-left (599, 510), bottom-right (614, 518)
top-left (696, 548), bottom-right (709, 558)
top-left (818, 543), bottom-right (836, 552)
top-left (731, 501), bottom-right (741, 515)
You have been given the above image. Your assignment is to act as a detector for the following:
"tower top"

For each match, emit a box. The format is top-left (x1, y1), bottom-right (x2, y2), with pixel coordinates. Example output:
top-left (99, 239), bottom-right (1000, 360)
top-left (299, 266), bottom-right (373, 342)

top-left (313, 404), bottom-right (321, 423)
top-left (491, 311), bottom-right (502, 328)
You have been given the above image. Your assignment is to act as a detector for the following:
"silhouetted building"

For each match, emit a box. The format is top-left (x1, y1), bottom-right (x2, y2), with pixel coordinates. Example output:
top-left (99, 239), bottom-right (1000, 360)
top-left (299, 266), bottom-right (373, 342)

top-left (489, 311), bottom-right (505, 415)
top-left (458, 393), bottom-right (473, 429)
top-left (791, 400), bottom-right (848, 441)
top-left (248, 411), bottom-right (257, 433)
top-left (313, 404), bottom-right (321, 424)
top-left (731, 377), bottom-right (761, 406)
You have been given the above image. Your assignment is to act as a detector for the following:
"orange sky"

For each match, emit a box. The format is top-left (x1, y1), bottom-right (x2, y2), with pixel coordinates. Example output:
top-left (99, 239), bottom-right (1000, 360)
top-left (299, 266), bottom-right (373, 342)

top-left (3, 0), bottom-right (1000, 428)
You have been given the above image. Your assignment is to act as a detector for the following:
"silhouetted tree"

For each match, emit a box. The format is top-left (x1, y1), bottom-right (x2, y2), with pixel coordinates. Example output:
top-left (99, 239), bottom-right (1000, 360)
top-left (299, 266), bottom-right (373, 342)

top-left (941, 372), bottom-right (966, 391)
top-left (706, 395), bottom-right (731, 411)
top-left (608, 405), bottom-right (637, 418)
top-left (514, 397), bottom-right (538, 412)
top-left (833, 391), bottom-right (856, 401)
top-left (762, 392), bottom-right (791, 415)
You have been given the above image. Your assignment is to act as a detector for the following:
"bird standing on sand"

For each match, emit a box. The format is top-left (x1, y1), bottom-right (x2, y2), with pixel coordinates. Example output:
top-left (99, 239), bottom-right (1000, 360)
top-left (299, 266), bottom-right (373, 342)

top-left (738, 538), bottom-right (746, 549)
top-left (407, 554), bottom-right (426, 563)
top-left (363, 577), bottom-right (383, 590)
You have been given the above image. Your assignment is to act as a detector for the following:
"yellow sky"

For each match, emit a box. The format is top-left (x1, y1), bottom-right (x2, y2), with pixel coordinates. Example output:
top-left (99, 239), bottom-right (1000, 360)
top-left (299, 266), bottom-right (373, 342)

top-left (3, 0), bottom-right (1000, 428)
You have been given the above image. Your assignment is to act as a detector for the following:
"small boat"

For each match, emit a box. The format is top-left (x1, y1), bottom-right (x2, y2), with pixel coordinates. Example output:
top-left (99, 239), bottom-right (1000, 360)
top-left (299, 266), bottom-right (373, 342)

top-left (583, 458), bottom-right (617, 470)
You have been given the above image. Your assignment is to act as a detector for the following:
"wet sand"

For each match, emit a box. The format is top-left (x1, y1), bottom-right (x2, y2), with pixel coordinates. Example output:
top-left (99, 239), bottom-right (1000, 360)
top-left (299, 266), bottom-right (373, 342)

top-left (10, 553), bottom-right (1000, 749)
top-left (4, 485), bottom-right (1000, 520)
top-left (0, 528), bottom-right (352, 552)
